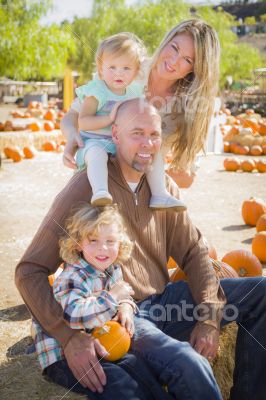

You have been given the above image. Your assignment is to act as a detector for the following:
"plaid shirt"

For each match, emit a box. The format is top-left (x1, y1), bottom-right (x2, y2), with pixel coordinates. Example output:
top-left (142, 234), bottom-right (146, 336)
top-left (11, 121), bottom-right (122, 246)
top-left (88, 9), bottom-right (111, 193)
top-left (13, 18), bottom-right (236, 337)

top-left (33, 258), bottom-right (123, 371)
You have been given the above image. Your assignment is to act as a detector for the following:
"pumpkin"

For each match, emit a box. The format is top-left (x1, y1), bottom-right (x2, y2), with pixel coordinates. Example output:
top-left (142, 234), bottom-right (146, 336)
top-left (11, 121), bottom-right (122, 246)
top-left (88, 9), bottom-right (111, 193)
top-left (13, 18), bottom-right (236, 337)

top-left (223, 158), bottom-right (240, 172)
top-left (252, 232), bottom-right (266, 263)
top-left (242, 118), bottom-right (259, 133)
top-left (167, 257), bottom-right (177, 269)
top-left (3, 147), bottom-right (13, 158)
top-left (256, 160), bottom-right (266, 173)
top-left (223, 141), bottom-right (230, 153)
top-left (4, 120), bottom-right (13, 131)
top-left (242, 197), bottom-right (266, 226)
top-left (234, 145), bottom-right (249, 155)
top-left (262, 144), bottom-right (266, 155)
top-left (48, 266), bottom-right (64, 286)
top-left (258, 122), bottom-right (266, 136)
top-left (44, 121), bottom-right (55, 131)
top-left (10, 146), bottom-right (24, 162)
top-left (30, 122), bottom-right (42, 132)
top-left (92, 321), bottom-right (131, 361)
top-left (42, 141), bottom-right (57, 151)
top-left (256, 214), bottom-right (266, 232)
top-left (222, 249), bottom-right (262, 277)
top-left (202, 237), bottom-right (218, 260)
top-left (229, 143), bottom-right (239, 153)
top-left (250, 145), bottom-right (262, 156)
top-left (44, 109), bottom-right (56, 121)
top-left (240, 159), bottom-right (255, 172)
top-left (170, 259), bottom-right (238, 282)
top-left (23, 146), bottom-right (37, 159)
top-left (0, 122), bottom-right (4, 131)
top-left (245, 109), bottom-right (255, 115)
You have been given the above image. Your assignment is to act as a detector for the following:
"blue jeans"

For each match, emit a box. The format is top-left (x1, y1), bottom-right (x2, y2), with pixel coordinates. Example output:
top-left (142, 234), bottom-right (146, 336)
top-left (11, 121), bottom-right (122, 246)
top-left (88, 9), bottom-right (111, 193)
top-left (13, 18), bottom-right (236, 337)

top-left (133, 277), bottom-right (266, 400)
top-left (45, 352), bottom-right (172, 400)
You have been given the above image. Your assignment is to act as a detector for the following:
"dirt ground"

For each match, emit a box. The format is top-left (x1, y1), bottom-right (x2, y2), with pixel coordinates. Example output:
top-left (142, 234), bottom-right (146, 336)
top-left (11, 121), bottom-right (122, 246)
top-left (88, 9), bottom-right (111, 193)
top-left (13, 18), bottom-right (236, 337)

top-left (0, 105), bottom-right (265, 398)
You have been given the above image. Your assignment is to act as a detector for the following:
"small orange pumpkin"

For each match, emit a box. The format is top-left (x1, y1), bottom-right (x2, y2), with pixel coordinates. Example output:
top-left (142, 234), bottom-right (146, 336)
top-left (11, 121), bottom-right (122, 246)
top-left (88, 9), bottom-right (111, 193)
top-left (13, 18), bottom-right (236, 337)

top-left (240, 159), bottom-right (255, 172)
top-left (202, 237), bottom-right (218, 260)
top-left (250, 145), bottom-right (262, 156)
top-left (223, 157), bottom-right (240, 171)
top-left (223, 141), bottom-right (230, 153)
top-left (3, 147), bottom-right (13, 158)
top-left (30, 122), bottom-right (42, 132)
top-left (234, 145), bottom-right (249, 156)
top-left (256, 160), bottom-right (266, 173)
top-left (242, 118), bottom-right (259, 133)
top-left (258, 122), bottom-right (266, 136)
top-left (10, 146), bottom-right (24, 162)
top-left (44, 121), bottom-right (55, 131)
top-left (252, 232), bottom-right (266, 262)
top-left (242, 197), bottom-right (266, 226)
top-left (262, 144), bottom-right (266, 155)
top-left (222, 249), bottom-right (262, 277)
top-left (256, 214), bottom-right (266, 232)
top-left (42, 141), bottom-right (57, 151)
top-left (23, 146), bottom-right (37, 159)
top-left (92, 321), bottom-right (131, 361)
top-left (167, 257), bottom-right (178, 269)
top-left (44, 109), bottom-right (56, 121)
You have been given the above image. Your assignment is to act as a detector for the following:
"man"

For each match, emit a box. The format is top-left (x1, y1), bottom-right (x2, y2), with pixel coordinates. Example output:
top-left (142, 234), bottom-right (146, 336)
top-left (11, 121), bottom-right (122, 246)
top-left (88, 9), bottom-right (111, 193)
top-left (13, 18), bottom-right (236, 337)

top-left (16, 99), bottom-right (266, 400)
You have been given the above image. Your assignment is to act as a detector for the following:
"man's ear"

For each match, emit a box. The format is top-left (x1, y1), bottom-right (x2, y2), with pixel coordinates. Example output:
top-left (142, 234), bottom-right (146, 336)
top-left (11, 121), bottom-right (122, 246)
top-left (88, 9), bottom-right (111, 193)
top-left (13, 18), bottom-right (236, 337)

top-left (112, 124), bottom-right (119, 145)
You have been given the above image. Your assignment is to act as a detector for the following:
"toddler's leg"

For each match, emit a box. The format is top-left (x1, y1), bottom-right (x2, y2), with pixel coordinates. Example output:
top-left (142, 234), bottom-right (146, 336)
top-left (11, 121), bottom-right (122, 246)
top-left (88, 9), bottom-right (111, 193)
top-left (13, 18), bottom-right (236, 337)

top-left (147, 153), bottom-right (187, 212)
top-left (85, 146), bottom-right (113, 206)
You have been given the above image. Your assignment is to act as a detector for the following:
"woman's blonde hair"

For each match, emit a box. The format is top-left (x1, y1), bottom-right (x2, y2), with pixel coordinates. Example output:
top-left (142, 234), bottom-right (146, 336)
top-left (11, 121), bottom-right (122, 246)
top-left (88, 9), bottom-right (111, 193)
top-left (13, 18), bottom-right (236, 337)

top-left (59, 204), bottom-right (133, 264)
top-left (96, 32), bottom-right (146, 78)
top-left (151, 19), bottom-right (220, 169)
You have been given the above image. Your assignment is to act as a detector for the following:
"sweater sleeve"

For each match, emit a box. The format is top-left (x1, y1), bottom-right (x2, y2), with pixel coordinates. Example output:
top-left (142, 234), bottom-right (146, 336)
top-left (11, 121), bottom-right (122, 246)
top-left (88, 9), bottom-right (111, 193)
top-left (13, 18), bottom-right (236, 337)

top-left (166, 178), bottom-right (226, 330)
top-left (15, 171), bottom-right (92, 348)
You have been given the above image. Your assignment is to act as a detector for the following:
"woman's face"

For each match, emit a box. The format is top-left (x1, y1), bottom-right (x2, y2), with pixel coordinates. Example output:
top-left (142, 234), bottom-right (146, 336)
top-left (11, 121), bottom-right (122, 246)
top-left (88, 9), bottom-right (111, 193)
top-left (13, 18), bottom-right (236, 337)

top-left (155, 32), bottom-right (195, 82)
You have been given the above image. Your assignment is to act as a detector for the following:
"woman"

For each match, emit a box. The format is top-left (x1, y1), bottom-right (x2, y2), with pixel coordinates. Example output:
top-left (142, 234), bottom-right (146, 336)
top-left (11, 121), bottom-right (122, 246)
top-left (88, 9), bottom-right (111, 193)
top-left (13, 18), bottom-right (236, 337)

top-left (61, 19), bottom-right (220, 188)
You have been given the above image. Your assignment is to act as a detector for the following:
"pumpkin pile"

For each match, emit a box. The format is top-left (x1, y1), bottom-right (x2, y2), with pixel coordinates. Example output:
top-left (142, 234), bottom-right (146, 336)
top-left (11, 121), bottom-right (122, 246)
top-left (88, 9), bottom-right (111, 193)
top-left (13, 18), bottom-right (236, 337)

top-left (223, 157), bottom-right (266, 173)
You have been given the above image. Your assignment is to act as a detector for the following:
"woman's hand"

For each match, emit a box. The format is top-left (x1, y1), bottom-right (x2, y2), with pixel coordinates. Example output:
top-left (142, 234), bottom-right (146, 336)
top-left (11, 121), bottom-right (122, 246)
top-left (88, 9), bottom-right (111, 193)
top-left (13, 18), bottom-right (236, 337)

top-left (167, 168), bottom-right (196, 188)
top-left (113, 303), bottom-right (135, 337)
top-left (63, 131), bottom-right (84, 170)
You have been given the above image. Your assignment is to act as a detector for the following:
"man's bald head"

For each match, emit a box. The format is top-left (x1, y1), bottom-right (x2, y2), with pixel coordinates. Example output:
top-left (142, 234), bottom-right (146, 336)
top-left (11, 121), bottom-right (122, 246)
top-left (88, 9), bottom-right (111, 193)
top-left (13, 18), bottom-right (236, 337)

top-left (115, 98), bottom-right (161, 126)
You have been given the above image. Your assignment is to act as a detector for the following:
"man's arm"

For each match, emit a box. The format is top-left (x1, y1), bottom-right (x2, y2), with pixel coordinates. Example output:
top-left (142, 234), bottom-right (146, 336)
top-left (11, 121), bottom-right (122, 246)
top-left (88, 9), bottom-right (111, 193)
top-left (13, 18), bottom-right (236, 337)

top-left (61, 107), bottom-right (83, 170)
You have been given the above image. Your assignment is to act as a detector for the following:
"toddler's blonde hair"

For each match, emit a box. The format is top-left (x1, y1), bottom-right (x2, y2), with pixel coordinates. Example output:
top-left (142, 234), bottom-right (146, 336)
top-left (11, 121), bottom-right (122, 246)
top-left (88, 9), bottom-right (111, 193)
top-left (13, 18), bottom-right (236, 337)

top-left (96, 32), bottom-right (146, 78)
top-left (59, 204), bottom-right (133, 264)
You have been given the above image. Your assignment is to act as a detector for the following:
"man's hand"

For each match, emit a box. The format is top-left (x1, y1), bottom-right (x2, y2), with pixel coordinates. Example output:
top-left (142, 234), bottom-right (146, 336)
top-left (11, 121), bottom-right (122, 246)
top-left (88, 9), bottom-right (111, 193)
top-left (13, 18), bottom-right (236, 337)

top-left (63, 132), bottom-right (84, 170)
top-left (64, 331), bottom-right (109, 392)
top-left (189, 323), bottom-right (220, 362)
top-left (113, 303), bottom-right (135, 337)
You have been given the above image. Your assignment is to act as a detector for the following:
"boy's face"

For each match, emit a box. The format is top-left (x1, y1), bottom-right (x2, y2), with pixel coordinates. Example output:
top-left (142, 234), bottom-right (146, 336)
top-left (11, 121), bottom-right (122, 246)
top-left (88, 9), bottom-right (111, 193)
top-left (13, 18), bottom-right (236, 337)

top-left (79, 223), bottom-right (120, 271)
top-left (100, 53), bottom-right (138, 94)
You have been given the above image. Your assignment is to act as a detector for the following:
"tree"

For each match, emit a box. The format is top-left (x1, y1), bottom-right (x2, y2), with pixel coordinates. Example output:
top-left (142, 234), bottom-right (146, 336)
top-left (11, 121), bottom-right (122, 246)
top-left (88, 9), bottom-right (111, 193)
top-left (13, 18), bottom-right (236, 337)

top-left (244, 16), bottom-right (256, 25)
top-left (0, 0), bottom-right (75, 80)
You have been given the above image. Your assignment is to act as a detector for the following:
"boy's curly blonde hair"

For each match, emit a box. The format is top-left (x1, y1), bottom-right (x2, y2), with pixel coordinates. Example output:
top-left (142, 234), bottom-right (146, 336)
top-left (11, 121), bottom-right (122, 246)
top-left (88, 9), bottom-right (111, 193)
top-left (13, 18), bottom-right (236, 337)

top-left (59, 204), bottom-right (133, 264)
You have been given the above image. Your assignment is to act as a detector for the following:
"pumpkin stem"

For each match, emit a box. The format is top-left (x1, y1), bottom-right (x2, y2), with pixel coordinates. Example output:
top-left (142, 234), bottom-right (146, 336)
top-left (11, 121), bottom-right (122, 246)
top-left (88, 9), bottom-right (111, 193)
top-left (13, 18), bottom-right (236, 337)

top-left (238, 268), bottom-right (246, 277)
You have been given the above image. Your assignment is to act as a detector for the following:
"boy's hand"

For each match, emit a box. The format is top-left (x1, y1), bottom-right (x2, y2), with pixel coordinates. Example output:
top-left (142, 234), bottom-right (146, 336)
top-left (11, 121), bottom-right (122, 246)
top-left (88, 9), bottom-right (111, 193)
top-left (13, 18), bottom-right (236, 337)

top-left (113, 303), bottom-right (135, 337)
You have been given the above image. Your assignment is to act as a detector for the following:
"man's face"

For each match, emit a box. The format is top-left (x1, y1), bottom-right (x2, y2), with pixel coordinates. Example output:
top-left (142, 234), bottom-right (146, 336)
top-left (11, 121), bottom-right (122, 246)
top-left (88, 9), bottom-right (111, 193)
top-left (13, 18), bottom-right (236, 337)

top-left (112, 106), bottom-right (162, 181)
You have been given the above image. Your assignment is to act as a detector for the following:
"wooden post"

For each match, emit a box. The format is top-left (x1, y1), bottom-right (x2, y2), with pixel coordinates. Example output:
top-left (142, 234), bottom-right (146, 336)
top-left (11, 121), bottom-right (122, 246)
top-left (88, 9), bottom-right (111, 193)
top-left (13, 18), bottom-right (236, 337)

top-left (63, 67), bottom-right (74, 111)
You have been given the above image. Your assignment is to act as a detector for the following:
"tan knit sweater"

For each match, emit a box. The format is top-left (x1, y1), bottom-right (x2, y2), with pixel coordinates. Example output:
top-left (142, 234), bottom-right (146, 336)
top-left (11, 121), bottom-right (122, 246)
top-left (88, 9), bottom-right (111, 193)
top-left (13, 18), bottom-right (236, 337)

top-left (15, 157), bottom-right (226, 348)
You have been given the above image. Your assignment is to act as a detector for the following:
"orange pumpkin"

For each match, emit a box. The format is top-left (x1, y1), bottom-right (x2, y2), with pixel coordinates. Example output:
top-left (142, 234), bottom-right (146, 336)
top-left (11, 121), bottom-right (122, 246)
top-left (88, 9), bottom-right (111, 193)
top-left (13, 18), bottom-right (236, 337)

top-left (250, 145), bottom-right (262, 156)
top-left (30, 122), bottom-right (42, 132)
top-left (170, 267), bottom-right (187, 281)
top-left (256, 214), bottom-right (266, 232)
top-left (223, 141), bottom-right (230, 153)
top-left (92, 321), bottom-right (131, 361)
top-left (44, 121), bottom-right (55, 131)
top-left (48, 266), bottom-right (64, 286)
top-left (42, 141), bottom-right (57, 151)
top-left (223, 157), bottom-right (240, 171)
top-left (252, 232), bottom-right (266, 262)
top-left (242, 118), bottom-right (259, 133)
top-left (258, 122), bottom-right (266, 136)
top-left (44, 109), bottom-right (56, 121)
top-left (242, 197), bottom-right (266, 226)
top-left (202, 237), bottom-right (218, 260)
top-left (23, 146), bottom-right (37, 159)
top-left (3, 147), bottom-right (13, 158)
top-left (240, 159), bottom-right (255, 172)
top-left (256, 160), bottom-right (266, 173)
top-left (262, 144), bottom-right (266, 155)
top-left (10, 146), bottom-right (24, 162)
top-left (234, 145), bottom-right (249, 155)
top-left (222, 249), bottom-right (262, 277)
top-left (167, 257), bottom-right (178, 269)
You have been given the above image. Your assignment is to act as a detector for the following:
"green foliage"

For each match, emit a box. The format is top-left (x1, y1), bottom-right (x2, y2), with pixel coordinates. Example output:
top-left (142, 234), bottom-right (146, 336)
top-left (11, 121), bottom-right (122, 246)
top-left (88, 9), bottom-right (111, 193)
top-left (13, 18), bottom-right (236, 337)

top-left (260, 13), bottom-right (266, 22)
top-left (244, 16), bottom-right (256, 25)
top-left (0, 0), bottom-right (75, 80)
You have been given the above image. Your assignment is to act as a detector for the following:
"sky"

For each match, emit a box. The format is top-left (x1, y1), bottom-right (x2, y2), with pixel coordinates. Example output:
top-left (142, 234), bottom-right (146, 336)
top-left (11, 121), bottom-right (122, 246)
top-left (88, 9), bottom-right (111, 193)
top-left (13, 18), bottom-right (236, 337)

top-left (41, 0), bottom-right (221, 24)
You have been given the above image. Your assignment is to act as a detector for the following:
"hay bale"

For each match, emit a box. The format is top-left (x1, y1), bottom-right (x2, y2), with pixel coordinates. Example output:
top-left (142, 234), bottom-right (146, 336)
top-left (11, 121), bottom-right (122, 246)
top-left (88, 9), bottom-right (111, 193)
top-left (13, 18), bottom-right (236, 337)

top-left (212, 323), bottom-right (237, 400)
